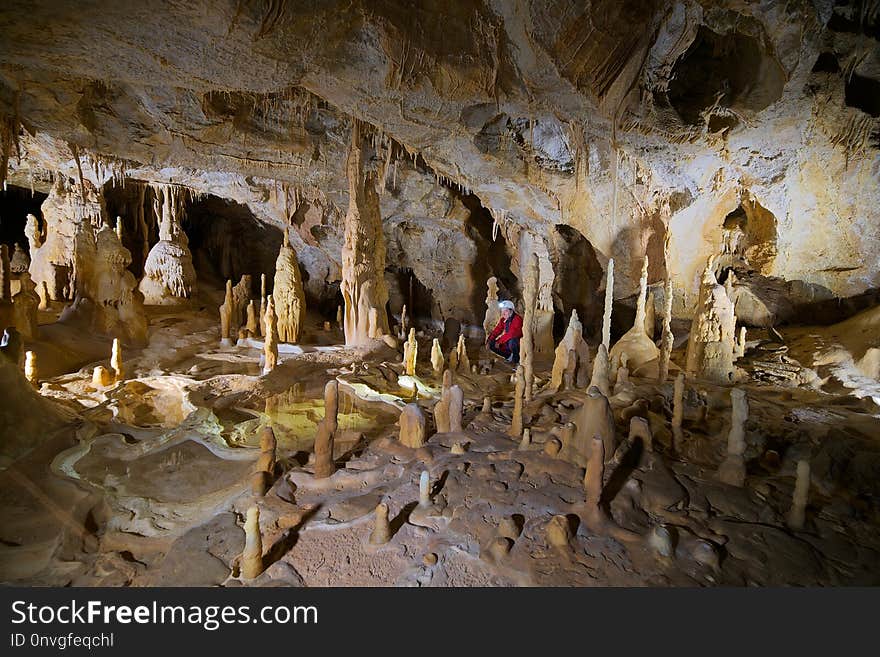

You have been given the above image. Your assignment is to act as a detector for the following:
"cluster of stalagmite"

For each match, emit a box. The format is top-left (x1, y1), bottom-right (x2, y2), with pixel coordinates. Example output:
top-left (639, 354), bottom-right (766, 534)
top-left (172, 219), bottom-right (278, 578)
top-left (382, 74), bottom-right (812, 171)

top-left (548, 309), bottom-right (590, 391)
top-left (685, 257), bottom-right (738, 383)
top-left (341, 126), bottom-right (391, 346)
top-left (314, 380), bottom-right (338, 478)
top-left (398, 403), bottom-right (425, 448)
top-left (82, 224), bottom-right (148, 345)
top-left (273, 228), bottom-right (306, 343)
top-left (433, 369), bottom-right (463, 434)
top-left (138, 184), bottom-right (196, 305)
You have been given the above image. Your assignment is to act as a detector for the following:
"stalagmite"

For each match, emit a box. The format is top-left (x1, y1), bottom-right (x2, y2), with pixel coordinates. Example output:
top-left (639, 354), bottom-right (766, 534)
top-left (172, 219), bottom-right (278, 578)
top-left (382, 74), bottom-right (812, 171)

top-left (658, 277), bottom-right (674, 382)
top-left (273, 228), bottom-right (307, 343)
top-left (571, 387), bottom-right (616, 464)
top-left (648, 525), bottom-right (674, 558)
top-left (787, 460), bottom-right (810, 531)
top-left (430, 338), bottom-right (444, 374)
top-left (24, 350), bottom-right (37, 386)
top-left (231, 275), bottom-right (252, 329)
top-left (341, 126), bottom-right (391, 346)
top-left (369, 503), bottom-right (391, 545)
top-left (454, 334), bottom-right (470, 374)
top-left (519, 428), bottom-right (531, 450)
top-left (521, 254), bottom-right (539, 401)
top-left (433, 370), bottom-right (453, 434)
top-left (645, 290), bottom-right (655, 339)
top-left (241, 507), bottom-right (263, 579)
top-left (263, 295), bottom-right (278, 375)
top-left (115, 216), bottom-right (123, 242)
top-left (398, 403), bottom-right (426, 448)
top-left (139, 186), bottom-right (196, 304)
top-left (483, 276), bottom-right (500, 336)
top-left (314, 380), bottom-right (338, 478)
top-left (219, 279), bottom-right (234, 346)
top-left (588, 343), bottom-right (611, 397)
top-left (448, 384), bottom-right (464, 432)
top-left (258, 273), bottom-right (267, 337)
top-left (92, 366), bottom-right (113, 388)
top-left (629, 416), bottom-right (653, 451)
top-left (609, 256), bottom-right (660, 373)
top-left (399, 304), bottom-right (408, 339)
top-left (251, 426), bottom-right (277, 496)
top-left (549, 309), bottom-right (590, 392)
top-left (10, 244), bottom-right (29, 275)
top-left (672, 372), bottom-right (685, 450)
top-left (111, 338), bottom-right (123, 382)
top-left (0, 244), bottom-right (13, 329)
top-left (685, 257), bottom-right (738, 383)
top-left (481, 396), bottom-right (492, 414)
top-left (508, 365), bottom-right (525, 438)
top-left (402, 328), bottom-right (418, 375)
top-left (13, 272), bottom-right (39, 339)
top-left (419, 470), bottom-right (431, 507)
top-left (717, 389), bottom-right (748, 486)
top-left (584, 437), bottom-right (605, 509)
top-left (546, 515), bottom-right (572, 549)
top-left (245, 301), bottom-right (257, 337)
top-left (602, 258), bottom-right (614, 352)
top-left (736, 326), bottom-right (747, 359)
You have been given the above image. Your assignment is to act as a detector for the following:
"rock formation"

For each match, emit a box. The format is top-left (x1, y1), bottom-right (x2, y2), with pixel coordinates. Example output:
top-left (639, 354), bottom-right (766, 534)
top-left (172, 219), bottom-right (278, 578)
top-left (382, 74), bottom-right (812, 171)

top-left (241, 507), bottom-right (263, 579)
top-left (24, 350), bottom-right (37, 386)
top-left (80, 225), bottom-right (147, 345)
top-left (0, 245), bottom-right (11, 331)
top-left (658, 277), bottom-right (675, 382)
top-left (341, 126), bottom-right (390, 346)
top-left (398, 403), bottom-right (425, 448)
top-left (430, 338), bottom-right (444, 374)
top-left (787, 460), bottom-right (810, 531)
top-left (483, 276), bottom-right (500, 336)
top-left (588, 343), bottom-right (611, 398)
top-left (273, 228), bottom-right (306, 343)
top-left (717, 389), bottom-right (748, 487)
top-left (219, 280), bottom-right (234, 345)
top-left (314, 380), bottom-right (338, 478)
top-left (402, 328), bottom-right (417, 376)
top-left (448, 384), bottom-right (464, 433)
top-left (453, 334), bottom-right (469, 374)
top-left (418, 470), bottom-right (431, 508)
top-left (13, 271), bottom-right (39, 339)
top-left (370, 503), bottom-right (391, 545)
top-left (251, 426), bottom-right (277, 496)
top-left (10, 244), bottom-right (29, 274)
top-left (571, 387), bottom-right (616, 465)
top-left (508, 364), bottom-right (525, 438)
top-left (92, 366), bottom-right (113, 388)
top-left (601, 258), bottom-right (614, 352)
top-left (685, 258), bottom-right (738, 384)
top-left (521, 254), bottom-right (539, 401)
top-left (138, 184), bottom-right (196, 304)
top-left (548, 310), bottom-right (590, 392)
top-left (262, 295), bottom-right (279, 375)
top-left (610, 256), bottom-right (660, 374)
top-left (110, 337), bottom-right (123, 382)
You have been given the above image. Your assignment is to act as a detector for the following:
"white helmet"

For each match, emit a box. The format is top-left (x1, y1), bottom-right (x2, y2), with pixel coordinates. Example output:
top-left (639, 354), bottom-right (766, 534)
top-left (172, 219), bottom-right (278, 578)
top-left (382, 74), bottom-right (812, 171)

top-left (498, 300), bottom-right (515, 311)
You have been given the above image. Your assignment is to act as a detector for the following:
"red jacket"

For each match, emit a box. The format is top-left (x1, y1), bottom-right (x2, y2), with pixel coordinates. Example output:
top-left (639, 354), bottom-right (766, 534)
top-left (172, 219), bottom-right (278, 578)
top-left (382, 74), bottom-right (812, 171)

top-left (488, 313), bottom-right (523, 345)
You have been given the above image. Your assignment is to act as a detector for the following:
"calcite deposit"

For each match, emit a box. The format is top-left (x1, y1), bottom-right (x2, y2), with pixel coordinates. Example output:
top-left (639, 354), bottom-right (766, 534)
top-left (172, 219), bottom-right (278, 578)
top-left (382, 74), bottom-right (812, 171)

top-left (0, 0), bottom-right (879, 590)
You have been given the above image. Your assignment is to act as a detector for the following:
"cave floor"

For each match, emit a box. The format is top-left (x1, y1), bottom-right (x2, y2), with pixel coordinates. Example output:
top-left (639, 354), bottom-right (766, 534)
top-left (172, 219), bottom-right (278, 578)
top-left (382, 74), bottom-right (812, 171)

top-left (2, 298), bottom-right (880, 587)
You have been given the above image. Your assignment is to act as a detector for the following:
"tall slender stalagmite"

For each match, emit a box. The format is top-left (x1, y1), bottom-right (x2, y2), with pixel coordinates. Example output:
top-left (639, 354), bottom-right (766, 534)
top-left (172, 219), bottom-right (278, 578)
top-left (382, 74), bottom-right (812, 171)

top-left (521, 254), bottom-right (539, 402)
top-left (602, 258), bottom-right (614, 352)
top-left (658, 277), bottom-right (674, 382)
top-left (241, 507), bottom-right (263, 579)
top-left (341, 124), bottom-right (390, 346)
top-left (263, 295), bottom-right (278, 375)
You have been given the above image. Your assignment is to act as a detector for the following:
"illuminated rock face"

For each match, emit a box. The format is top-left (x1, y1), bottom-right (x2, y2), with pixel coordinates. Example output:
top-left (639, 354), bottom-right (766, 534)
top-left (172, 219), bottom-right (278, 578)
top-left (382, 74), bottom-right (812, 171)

top-left (1, 1), bottom-right (875, 330)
